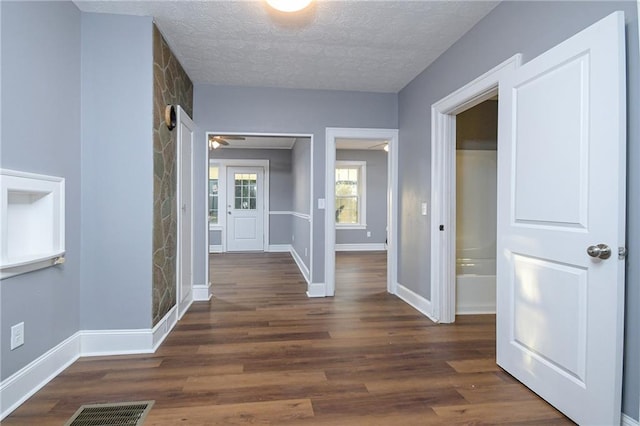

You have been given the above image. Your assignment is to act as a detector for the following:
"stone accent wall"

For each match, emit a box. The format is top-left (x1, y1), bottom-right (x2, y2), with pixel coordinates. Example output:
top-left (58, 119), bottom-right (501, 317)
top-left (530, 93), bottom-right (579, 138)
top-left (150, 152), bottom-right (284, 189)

top-left (152, 24), bottom-right (193, 326)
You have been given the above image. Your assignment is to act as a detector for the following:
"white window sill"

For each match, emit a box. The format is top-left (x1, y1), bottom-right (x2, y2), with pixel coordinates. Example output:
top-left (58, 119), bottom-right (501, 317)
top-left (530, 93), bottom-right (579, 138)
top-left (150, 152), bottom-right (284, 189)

top-left (336, 224), bottom-right (367, 230)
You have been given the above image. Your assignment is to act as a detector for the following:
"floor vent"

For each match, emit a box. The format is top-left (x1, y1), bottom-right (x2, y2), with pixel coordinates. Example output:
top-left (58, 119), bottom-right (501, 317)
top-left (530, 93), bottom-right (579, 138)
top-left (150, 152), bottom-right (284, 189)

top-left (64, 401), bottom-right (154, 426)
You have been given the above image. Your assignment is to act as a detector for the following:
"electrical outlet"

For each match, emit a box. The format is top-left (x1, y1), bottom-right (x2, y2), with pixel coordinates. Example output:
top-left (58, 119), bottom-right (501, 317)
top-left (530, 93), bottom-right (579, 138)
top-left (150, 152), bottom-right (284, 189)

top-left (11, 322), bottom-right (24, 350)
top-left (367, 231), bottom-right (371, 238)
top-left (304, 248), bottom-right (308, 257)
top-left (292, 234), bottom-right (295, 242)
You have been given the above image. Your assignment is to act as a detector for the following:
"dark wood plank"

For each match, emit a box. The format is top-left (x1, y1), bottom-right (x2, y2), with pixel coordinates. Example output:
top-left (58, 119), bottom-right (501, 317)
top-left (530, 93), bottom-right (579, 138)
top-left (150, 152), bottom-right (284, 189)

top-left (1, 252), bottom-right (573, 425)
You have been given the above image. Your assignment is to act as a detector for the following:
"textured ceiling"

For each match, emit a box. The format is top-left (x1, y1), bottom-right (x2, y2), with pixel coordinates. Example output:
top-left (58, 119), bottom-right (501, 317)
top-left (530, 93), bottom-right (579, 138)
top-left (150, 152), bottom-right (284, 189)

top-left (74, 0), bottom-right (499, 93)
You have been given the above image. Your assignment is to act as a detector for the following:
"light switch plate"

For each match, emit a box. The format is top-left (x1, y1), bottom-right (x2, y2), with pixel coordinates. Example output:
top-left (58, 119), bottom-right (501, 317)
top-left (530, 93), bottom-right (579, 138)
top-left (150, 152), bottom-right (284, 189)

top-left (421, 202), bottom-right (428, 216)
top-left (318, 198), bottom-right (325, 209)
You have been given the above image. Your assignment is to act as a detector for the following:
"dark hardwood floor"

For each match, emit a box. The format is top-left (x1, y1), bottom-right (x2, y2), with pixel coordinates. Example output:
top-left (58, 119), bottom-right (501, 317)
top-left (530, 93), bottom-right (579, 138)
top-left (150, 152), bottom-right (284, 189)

top-left (3, 252), bottom-right (572, 425)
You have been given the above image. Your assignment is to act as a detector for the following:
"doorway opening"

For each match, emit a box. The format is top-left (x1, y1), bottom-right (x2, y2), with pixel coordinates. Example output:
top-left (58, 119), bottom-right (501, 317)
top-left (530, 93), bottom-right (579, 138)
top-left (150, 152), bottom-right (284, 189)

top-left (455, 100), bottom-right (498, 315)
top-left (324, 128), bottom-right (399, 298)
top-left (430, 55), bottom-right (521, 323)
top-left (334, 138), bottom-right (390, 298)
top-left (205, 133), bottom-right (314, 294)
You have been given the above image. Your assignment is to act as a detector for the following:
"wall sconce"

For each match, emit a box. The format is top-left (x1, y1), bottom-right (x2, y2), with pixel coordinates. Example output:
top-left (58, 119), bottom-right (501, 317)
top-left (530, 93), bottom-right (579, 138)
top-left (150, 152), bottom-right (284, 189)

top-left (164, 105), bottom-right (176, 131)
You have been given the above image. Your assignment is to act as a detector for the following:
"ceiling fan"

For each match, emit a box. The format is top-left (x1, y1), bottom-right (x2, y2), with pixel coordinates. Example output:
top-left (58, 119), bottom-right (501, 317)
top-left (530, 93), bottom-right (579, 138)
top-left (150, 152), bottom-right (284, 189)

top-left (208, 135), bottom-right (245, 150)
top-left (369, 141), bottom-right (389, 152)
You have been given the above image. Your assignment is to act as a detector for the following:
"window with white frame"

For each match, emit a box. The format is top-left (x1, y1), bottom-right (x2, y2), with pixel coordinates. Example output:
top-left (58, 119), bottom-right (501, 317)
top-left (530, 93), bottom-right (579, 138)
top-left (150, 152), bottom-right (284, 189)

top-left (209, 165), bottom-right (219, 225)
top-left (335, 161), bottom-right (366, 227)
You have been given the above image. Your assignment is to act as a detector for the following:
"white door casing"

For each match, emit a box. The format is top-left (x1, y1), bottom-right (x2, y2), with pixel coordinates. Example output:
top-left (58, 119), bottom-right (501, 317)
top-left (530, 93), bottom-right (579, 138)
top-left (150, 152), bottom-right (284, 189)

top-left (497, 12), bottom-right (626, 425)
top-left (430, 54), bottom-right (522, 323)
top-left (226, 166), bottom-right (265, 252)
top-left (176, 106), bottom-right (194, 318)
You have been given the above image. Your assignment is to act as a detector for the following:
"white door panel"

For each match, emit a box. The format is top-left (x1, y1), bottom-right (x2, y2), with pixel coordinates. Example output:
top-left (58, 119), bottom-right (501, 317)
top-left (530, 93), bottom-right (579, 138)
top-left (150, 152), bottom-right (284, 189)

top-left (497, 11), bottom-right (626, 425)
top-left (512, 54), bottom-right (588, 226)
top-left (234, 217), bottom-right (258, 239)
top-left (226, 167), bottom-right (264, 252)
top-left (511, 254), bottom-right (588, 381)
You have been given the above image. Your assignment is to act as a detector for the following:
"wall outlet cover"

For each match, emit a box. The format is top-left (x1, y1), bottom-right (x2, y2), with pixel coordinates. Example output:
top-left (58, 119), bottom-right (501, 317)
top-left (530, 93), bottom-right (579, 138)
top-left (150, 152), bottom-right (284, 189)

top-left (11, 322), bottom-right (24, 350)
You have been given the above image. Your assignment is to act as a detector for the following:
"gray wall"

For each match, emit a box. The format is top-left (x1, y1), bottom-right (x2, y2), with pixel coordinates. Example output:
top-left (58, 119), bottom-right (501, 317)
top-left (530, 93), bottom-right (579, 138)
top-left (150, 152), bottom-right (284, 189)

top-left (80, 13), bottom-right (153, 330)
top-left (194, 86), bottom-right (398, 285)
top-left (292, 138), bottom-right (311, 215)
top-left (210, 216), bottom-right (293, 247)
top-left (0, 1), bottom-right (82, 380)
top-left (291, 138), bottom-right (312, 265)
top-left (269, 215), bottom-right (293, 246)
top-left (397, 1), bottom-right (639, 419)
top-left (336, 149), bottom-right (388, 245)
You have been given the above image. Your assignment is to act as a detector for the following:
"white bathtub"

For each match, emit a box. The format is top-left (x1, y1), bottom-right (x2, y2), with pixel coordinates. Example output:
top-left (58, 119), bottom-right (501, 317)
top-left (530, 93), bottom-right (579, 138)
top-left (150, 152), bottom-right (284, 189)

top-left (455, 258), bottom-right (496, 315)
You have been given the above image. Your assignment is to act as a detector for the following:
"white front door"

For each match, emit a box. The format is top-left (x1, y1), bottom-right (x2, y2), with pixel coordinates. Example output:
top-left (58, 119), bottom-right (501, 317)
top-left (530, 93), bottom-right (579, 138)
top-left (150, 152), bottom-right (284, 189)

top-left (177, 107), bottom-right (194, 318)
top-left (226, 167), bottom-right (264, 252)
top-left (497, 12), bottom-right (626, 425)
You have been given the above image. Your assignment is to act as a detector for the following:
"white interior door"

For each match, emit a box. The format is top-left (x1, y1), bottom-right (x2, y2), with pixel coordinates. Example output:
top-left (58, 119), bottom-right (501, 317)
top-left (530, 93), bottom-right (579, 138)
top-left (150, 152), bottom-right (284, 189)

top-left (226, 167), bottom-right (264, 252)
top-left (497, 12), bottom-right (626, 425)
top-left (177, 107), bottom-right (194, 318)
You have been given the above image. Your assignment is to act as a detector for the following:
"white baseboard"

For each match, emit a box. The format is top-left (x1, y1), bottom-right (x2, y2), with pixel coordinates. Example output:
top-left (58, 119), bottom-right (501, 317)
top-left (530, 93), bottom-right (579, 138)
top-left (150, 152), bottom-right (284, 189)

top-left (152, 306), bottom-right (178, 350)
top-left (335, 243), bottom-right (386, 252)
top-left (0, 332), bottom-right (80, 420)
top-left (209, 244), bottom-right (222, 253)
top-left (79, 329), bottom-right (153, 357)
top-left (623, 414), bottom-right (640, 426)
top-left (307, 282), bottom-right (326, 298)
top-left (0, 306), bottom-right (179, 420)
top-left (193, 282), bottom-right (212, 301)
top-left (178, 291), bottom-right (193, 321)
top-left (290, 247), bottom-right (310, 284)
top-left (80, 306), bottom-right (177, 356)
top-left (268, 244), bottom-right (291, 253)
top-left (456, 306), bottom-right (496, 315)
top-left (396, 283), bottom-right (438, 323)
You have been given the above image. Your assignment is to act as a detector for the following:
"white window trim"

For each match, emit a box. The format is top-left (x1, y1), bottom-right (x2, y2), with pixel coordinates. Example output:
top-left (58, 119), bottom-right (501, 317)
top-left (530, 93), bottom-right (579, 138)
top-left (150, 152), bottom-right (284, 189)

top-left (335, 160), bottom-right (366, 229)
top-left (208, 162), bottom-right (221, 227)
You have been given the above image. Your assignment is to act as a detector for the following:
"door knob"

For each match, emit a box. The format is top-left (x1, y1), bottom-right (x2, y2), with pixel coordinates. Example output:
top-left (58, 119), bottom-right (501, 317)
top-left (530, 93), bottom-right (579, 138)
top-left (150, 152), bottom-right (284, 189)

top-left (587, 244), bottom-right (611, 259)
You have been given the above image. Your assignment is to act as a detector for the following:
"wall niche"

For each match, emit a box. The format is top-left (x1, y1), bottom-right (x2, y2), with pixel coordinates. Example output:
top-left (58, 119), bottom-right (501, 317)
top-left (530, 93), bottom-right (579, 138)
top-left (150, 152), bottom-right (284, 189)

top-left (1, 169), bottom-right (65, 279)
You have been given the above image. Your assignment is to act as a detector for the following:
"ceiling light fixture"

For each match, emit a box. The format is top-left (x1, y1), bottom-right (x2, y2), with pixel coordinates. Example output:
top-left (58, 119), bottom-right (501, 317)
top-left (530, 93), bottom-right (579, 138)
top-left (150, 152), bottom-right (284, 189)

top-left (383, 144), bottom-right (389, 152)
top-left (265, 0), bottom-right (312, 13)
top-left (209, 140), bottom-right (221, 150)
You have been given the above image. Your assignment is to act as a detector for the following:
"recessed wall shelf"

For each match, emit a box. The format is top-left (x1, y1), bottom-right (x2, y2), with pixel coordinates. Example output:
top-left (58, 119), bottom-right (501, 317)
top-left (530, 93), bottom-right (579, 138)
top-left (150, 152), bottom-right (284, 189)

top-left (1, 169), bottom-right (65, 279)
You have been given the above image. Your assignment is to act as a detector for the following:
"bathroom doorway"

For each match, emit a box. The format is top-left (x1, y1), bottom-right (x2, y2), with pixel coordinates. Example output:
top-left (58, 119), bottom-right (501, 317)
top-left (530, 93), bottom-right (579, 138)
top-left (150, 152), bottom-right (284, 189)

top-left (455, 100), bottom-right (498, 314)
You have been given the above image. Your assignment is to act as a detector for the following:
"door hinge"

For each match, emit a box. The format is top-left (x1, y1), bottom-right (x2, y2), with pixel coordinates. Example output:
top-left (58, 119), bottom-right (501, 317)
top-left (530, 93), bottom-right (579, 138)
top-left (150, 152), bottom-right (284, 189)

top-left (619, 247), bottom-right (627, 259)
